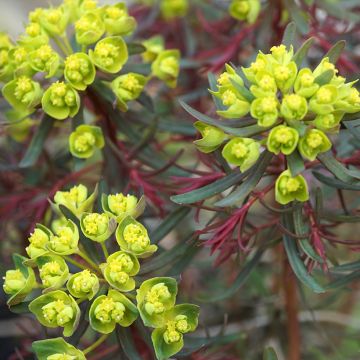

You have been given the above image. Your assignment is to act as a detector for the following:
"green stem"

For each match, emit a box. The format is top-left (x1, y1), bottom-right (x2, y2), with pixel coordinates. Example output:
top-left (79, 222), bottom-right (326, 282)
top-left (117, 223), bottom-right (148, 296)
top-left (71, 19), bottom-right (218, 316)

top-left (101, 242), bottom-right (109, 259)
top-left (64, 256), bottom-right (89, 271)
top-left (77, 250), bottom-right (100, 273)
top-left (62, 35), bottom-right (73, 54)
top-left (83, 334), bottom-right (109, 355)
top-left (53, 36), bottom-right (71, 56)
top-left (81, 44), bottom-right (87, 53)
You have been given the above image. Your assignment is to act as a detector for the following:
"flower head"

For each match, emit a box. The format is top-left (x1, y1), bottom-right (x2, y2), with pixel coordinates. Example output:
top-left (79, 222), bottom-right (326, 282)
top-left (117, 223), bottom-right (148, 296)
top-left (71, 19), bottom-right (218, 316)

top-left (194, 122), bottom-right (226, 153)
top-left (267, 125), bottom-right (299, 155)
top-left (38, 255), bottom-right (69, 290)
top-left (75, 11), bottom-right (105, 45)
top-left (69, 125), bottom-right (104, 159)
top-left (80, 212), bottom-right (113, 242)
top-left (64, 53), bottom-right (96, 90)
top-left (275, 170), bottom-right (309, 205)
top-left (29, 45), bottom-right (60, 78)
top-left (48, 220), bottom-right (79, 255)
top-left (102, 3), bottom-right (136, 35)
top-left (67, 270), bottom-right (99, 300)
top-left (32, 338), bottom-right (86, 360)
top-left (229, 0), bottom-right (260, 24)
top-left (298, 129), bottom-right (331, 161)
top-left (102, 193), bottom-right (142, 221)
top-left (151, 49), bottom-right (180, 88)
top-left (160, 0), bottom-right (189, 20)
top-left (26, 225), bottom-right (51, 259)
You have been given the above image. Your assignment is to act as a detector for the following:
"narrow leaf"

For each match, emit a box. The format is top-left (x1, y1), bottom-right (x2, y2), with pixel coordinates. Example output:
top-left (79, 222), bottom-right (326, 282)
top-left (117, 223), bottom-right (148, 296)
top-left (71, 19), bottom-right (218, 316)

top-left (292, 37), bottom-right (315, 67)
top-left (116, 327), bottom-right (143, 360)
top-left (324, 40), bottom-right (346, 63)
top-left (263, 347), bottom-right (279, 360)
top-left (208, 72), bottom-right (225, 110)
top-left (281, 21), bottom-right (296, 47)
top-left (314, 69), bottom-right (334, 86)
top-left (127, 42), bottom-right (146, 56)
top-left (313, 171), bottom-right (360, 190)
top-left (230, 78), bottom-right (255, 102)
top-left (287, 150), bottom-right (305, 177)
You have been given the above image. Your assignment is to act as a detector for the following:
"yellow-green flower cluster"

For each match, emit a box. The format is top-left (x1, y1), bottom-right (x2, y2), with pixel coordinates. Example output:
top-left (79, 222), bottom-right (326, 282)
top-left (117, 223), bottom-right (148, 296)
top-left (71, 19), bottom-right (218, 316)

top-left (3, 183), bottom-right (199, 360)
top-left (229, 0), bottom-right (261, 24)
top-left (194, 42), bottom-right (360, 205)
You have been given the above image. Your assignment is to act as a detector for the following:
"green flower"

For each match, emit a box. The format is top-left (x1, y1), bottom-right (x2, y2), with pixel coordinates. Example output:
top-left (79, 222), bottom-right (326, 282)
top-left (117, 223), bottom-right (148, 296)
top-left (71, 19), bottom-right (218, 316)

top-left (26, 224), bottom-right (51, 259)
top-left (294, 68), bottom-right (319, 98)
top-left (280, 94), bottom-right (308, 121)
top-left (5, 109), bottom-right (34, 143)
top-left (250, 71), bottom-right (277, 98)
top-left (2, 76), bottom-right (42, 113)
top-left (3, 254), bottom-right (36, 306)
top-left (313, 112), bottom-right (343, 133)
top-left (69, 125), bottom-right (104, 159)
top-left (160, 0), bottom-right (189, 20)
top-left (116, 216), bottom-right (157, 258)
top-left (272, 61), bottom-right (297, 93)
top-left (222, 137), bottom-right (260, 171)
top-left (42, 81), bottom-right (80, 120)
top-left (194, 121), bottom-right (226, 153)
top-left (313, 57), bottom-right (337, 79)
top-left (101, 251), bottom-right (140, 292)
top-left (334, 83), bottom-right (360, 114)
top-left (309, 85), bottom-right (338, 115)
top-left (267, 125), bottom-right (299, 155)
top-left (64, 53), bottom-right (96, 90)
top-left (151, 49), bottom-right (180, 88)
top-left (229, 0), bottom-right (260, 24)
top-left (48, 219), bottom-right (79, 255)
top-left (75, 11), bottom-right (105, 45)
top-left (242, 52), bottom-right (272, 83)
top-left (89, 36), bottom-right (128, 74)
top-left (8, 46), bottom-right (34, 76)
top-left (111, 73), bottom-right (147, 111)
top-left (40, 6), bottom-right (69, 36)
top-left (0, 48), bottom-right (13, 82)
top-left (102, 193), bottom-right (144, 221)
top-left (142, 36), bottom-right (164, 63)
top-left (89, 289), bottom-right (138, 334)
top-left (250, 96), bottom-right (279, 127)
top-left (28, 8), bottom-right (44, 23)
top-left (275, 169), bottom-right (309, 205)
top-left (54, 184), bottom-right (97, 217)
top-left (67, 270), bottom-right (99, 300)
top-left (298, 129), bottom-right (331, 161)
top-left (136, 277), bottom-right (178, 327)
top-left (29, 45), bottom-right (61, 78)
top-left (152, 304), bottom-right (200, 360)
top-left (18, 22), bottom-right (49, 49)
top-left (80, 212), bottom-right (115, 242)
top-left (37, 255), bottom-right (69, 291)
top-left (0, 32), bottom-right (13, 50)
top-left (102, 3), bottom-right (137, 36)
top-left (269, 44), bottom-right (294, 65)
top-left (29, 290), bottom-right (80, 337)
top-left (32, 338), bottom-right (86, 360)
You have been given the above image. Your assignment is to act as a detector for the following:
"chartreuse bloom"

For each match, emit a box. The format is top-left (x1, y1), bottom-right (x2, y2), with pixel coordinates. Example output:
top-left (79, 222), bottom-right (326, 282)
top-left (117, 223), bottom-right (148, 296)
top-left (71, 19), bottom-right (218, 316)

top-left (89, 289), bottom-right (138, 334)
top-left (222, 137), bottom-right (260, 172)
top-left (101, 251), bottom-right (140, 292)
top-left (102, 193), bottom-right (144, 221)
top-left (89, 36), bottom-right (128, 73)
top-left (64, 53), bottom-right (96, 90)
top-left (75, 11), bottom-right (105, 45)
top-left (80, 212), bottom-right (115, 242)
top-left (37, 255), bottom-right (69, 291)
top-left (3, 254), bottom-right (36, 306)
top-left (111, 72), bottom-right (148, 111)
top-left (54, 184), bottom-right (97, 217)
top-left (229, 0), bottom-right (260, 24)
top-left (281, 94), bottom-right (308, 121)
top-left (40, 6), bottom-right (69, 36)
top-left (334, 83), bottom-right (360, 113)
top-left (5, 109), bottom-right (34, 143)
top-left (314, 112), bottom-right (343, 132)
top-left (32, 338), bottom-right (85, 360)
top-left (102, 3), bottom-right (137, 36)
top-left (8, 46), bottom-right (34, 76)
top-left (309, 85), bottom-right (338, 115)
top-left (242, 52), bottom-right (272, 83)
top-left (160, 0), bottom-right (189, 20)
top-left (116, 216), bottom-right (157, 257)
top-left (250, 96), bottom-right (279, 127)
top-left (42, 81), bottom-right (80, 120)
top-left (26, 224), bottom-right (51, 259)
top-left (136, 277), bottom-right (177, 327)
top-left (151, 49), bottom-right (180, 88)
top-left (29, 290), bottom-right (80, 337)
top-left (29, 45), bottom-right (61, 78)
top-left (269, 44), bottom-right (294, 65)
top-left (142, 36), bottom-right (164, 63)
top-left (250, 71), bottom-right (277, 98)
top-left (194, 122), bottom-right (226, 153)
top-left (48, 219), bottom-right (79, 255)
top-left (2, 76), bottom-right (42, 113)
top-left (67, 270), bottom-right (99, 300)
top-left (69, 125), bottom-right (104, 159)
top-left (272, 61), bottom-right (297, 93)
top-left (298, 129), bottom-right (331, 161)
top-left (152, 304), bottom-right (200, 360)
top-left (294, 68), bottom-right (319, 98)
top-left (275, 170), bottom-right (309, 205)
top-left (18, 22), bottom-right (49, 49)
top-left (0, 47), bottom-right (13, 82)
top-left (267, 125), bottom-right (299, 155)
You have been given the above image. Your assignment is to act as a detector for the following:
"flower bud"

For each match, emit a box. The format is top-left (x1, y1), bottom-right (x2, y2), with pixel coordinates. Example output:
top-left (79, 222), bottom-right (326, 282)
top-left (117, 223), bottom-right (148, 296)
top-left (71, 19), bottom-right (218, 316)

top-left (69, 125), bottom-right (104, 159)
top-left (280, 94), bottom-right (308, 121)
top-left (141, 35), bottom-right (164, 63)
top-left (67, 269), bottom-right (99, 300)
top-left (160, 0), bottom-right (189, 20)
top-left (269, 44), bottom-right (294, 65)
top-left (267, 125), bottom-right (299, 155)
top-left (229, 0), bottom-right (260, 24)
top-left (89, 36), bottom-right (128, 74)
top-left (80, 212), bottom-right (114, 242)
top-left (275, 169), bottom-right (309, 205)
top-left (250, 96), bottom-right (279, 127)
top-left (26, 224), bottom-right (51, 259)
top-left (101, 251), bottom-right (140, 292)
top-left (48, 220), bottom-right (79, 255)
top-left (29, 45), bottom-right (61, 78)
top-left (298, 129), bottom-right (331, 161)
top-left (38, 255), bottom-right (69, 291)
top-left (75, 11), bottom-right (105, 45)
top-left (102, 193), bottom-right (143, 221)
top-left (151, 49), bottom-right (180, 88)
top-left (64, 53), bottom-right (96, 90)
top-left (29, 290), bottom-right (80, 337)
top-left (89, 289), bottom-right (138, 333)
top-left (194, 121), bottom-right (226, 153)
top-left (102, 3), bottom-right (136, 36)
top-left (222, 137), bottom-right (260, 172)
top-left (116, 216), bottom-right (157, 257)
top-left (42, 81), bottom-right (80, 120)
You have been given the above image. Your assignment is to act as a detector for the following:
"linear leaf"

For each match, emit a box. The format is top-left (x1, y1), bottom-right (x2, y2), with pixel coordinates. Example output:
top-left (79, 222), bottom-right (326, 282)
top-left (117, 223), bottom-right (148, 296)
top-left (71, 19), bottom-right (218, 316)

top-left (287, 150), bottom-right (305, 177)
top-left (292, 37), bottom-right (315, 67)
top-left (208, 72), bottom-right (225, 110)
top-left (127, 42), bottom-right (146, 56)
top-left (230, 78), bottom-right (255, 102)
top-left (281, 21), bottom-right (296, 47)
top-left (324, 40), bottom-right (346, 63)
top-left (314, 69), bottom-right (334, 86)
top-left (313, 171), bottom-right (360, 190)
top-left (263, 347), bottom-right (279, 360)
top-left (326, 270), bottom-right (360, 290)
top-left (116, 327), bottom-right (143, 360)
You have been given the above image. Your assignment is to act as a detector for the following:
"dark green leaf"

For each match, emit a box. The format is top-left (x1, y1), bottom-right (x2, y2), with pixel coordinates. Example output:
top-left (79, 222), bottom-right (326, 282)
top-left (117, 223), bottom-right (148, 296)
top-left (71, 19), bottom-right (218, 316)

top-left (263, 347), bottom-right (279, 360)
top-left (19, 115), bottom-right (55, 168)
top-left (230, 79), bottom-right (255, 102)
top-left (127, 42), bottom-right (146, 56)
top-left (324, 40), bottom-right (346, 63)
top-left (326, 270), bottom-right (360, 290)
top-left (313, 171), bottom-right (360, 190)
top-left (208, 72), bottom-right (225, 111)
top-left (116, 327), bottom-right (143, 360)
top-left (292, 37), bottom-right (315, 67)
top-left (314, 69), bottom-right (334, 86)
top-left (284, 1), bottom-right (309, 34)
top-left (287, 150), bottom-right (305, 177)
top-left (281, 21), bottom-right (296, 47)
